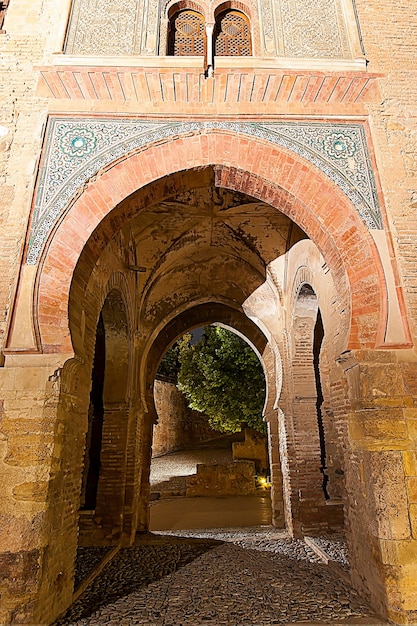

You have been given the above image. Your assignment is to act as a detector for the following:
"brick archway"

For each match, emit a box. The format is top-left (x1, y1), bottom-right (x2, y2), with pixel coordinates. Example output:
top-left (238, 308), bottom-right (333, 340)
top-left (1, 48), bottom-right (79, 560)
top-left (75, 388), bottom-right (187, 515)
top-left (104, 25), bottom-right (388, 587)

top-left (145, 301), bottom-right (268, 397)
top-left (35, 130), bottom-right (386, 353)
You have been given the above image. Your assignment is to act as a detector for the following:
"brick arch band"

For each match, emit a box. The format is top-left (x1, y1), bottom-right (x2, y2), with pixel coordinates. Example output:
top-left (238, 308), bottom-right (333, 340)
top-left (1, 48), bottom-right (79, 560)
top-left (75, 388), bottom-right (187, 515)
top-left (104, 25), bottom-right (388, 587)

top-left (140, 301), bottom-right (269, 421)
top-left (35, 131), bottom-right (386, 353)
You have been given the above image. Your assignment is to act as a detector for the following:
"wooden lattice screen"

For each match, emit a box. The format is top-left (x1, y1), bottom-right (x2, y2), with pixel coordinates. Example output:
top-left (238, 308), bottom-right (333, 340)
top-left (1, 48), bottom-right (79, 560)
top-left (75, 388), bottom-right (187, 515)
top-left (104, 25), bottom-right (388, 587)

top-left (214, 10), bottom-right (252, 56)
top-left (168, 10), bottom-right (206, 56)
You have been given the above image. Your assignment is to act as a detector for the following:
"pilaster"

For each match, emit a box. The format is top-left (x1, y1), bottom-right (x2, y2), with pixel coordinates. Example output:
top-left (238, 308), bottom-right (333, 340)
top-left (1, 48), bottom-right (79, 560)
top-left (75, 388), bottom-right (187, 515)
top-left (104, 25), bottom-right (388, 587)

top-left (0, 353), bottom-right (88, 625)
top-left (343, 349), bottom-right (417, 624)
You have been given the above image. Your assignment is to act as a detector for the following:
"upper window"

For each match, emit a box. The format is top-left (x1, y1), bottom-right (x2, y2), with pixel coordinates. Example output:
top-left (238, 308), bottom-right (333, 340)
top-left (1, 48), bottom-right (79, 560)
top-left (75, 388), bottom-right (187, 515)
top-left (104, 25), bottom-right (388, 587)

top-left (168, 9), bottom-right (206, 56)
top-left (214, 10), bottom-right (252, 56)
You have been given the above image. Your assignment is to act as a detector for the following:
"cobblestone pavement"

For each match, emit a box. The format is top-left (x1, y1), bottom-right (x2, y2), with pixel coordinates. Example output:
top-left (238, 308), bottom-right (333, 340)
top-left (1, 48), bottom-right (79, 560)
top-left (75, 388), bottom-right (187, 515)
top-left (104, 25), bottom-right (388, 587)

top-left (54, 527), bottom-right (386, 626)
top-left (309, 534), bottom-right (350, 573)
top-left (74, 547), bottom-right (112, 589)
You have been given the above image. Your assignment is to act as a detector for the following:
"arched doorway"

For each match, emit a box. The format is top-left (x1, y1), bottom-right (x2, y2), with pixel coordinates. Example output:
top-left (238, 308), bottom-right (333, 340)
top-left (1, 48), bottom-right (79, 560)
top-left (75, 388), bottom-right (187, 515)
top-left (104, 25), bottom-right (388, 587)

top-left (280, 282), bottom-right (345, 537)
top-left (150, 320), bottom-right (272, 530)
top-left (78, 288), bottom-right (131, 544)
top-left (7, 130), bottom-right (405, 623)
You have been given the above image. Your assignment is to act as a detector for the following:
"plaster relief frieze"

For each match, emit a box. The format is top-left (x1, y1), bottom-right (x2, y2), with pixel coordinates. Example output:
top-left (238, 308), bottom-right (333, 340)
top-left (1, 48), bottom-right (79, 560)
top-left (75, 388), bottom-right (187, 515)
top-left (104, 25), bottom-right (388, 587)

top-left (64, 0), bottom-right (352, 58)
top-left (258, 0), bottom-right (281, 55)
top-left (65, 0), bottom-right (142, 55)
top-left (133, 0), bottom-right (161, 54)
top-left (26, 118), bottom-right (382, 265)
top-left (276, 0), bottom-right (350, 59)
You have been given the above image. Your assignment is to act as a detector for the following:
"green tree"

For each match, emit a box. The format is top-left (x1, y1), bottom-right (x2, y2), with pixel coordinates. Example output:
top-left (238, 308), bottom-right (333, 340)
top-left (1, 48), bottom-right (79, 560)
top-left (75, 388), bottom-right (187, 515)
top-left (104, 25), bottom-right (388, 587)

top-left (157, 334), bottom-right (191, 381)
top-left (157, 341), bottom-right (181, 381)
top-left (176, 325), bottom-right (266, 433)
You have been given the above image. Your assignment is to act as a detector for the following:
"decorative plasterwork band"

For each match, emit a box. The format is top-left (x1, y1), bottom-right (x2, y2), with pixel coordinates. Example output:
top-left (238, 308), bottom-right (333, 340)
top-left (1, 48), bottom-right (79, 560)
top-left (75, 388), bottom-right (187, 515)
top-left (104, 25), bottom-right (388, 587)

top-left (26, 118), bottom-right (382, 265)
top-left (65, 0), bottom-right (349, 58)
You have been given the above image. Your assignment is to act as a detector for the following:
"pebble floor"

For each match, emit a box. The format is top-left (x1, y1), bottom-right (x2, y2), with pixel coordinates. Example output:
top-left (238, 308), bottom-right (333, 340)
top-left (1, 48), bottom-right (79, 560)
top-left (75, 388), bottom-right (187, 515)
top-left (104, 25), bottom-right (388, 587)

top-left (54, 527), bottom-right (386, 626)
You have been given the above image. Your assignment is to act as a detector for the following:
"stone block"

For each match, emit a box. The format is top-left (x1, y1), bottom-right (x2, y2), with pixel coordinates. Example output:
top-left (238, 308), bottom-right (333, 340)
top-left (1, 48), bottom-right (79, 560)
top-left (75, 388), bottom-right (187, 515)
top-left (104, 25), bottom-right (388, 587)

top-left (379, 538), bottom-right (400, 565)
top-left (0, 367), bottom-right (51, 392)
top-left (0, 549), bottom-right (40, 594)
top-left (406, 478), bottom-right (417, 503)
top-left (12, 481), bottom-right (49, 502)
top-left (0, 512), bottom-right (45, 552)
top-left (368, 450), bottom-right (410, 540)
top-left (4, 435), bottom-right (54, 466)
top-left (0, 416), bottom-right (55, 437)
top-left (359, 362), bottom-right (406, 401)
top-left (354, 350), bottom-right (396, 364)
top-left (379, 539), bottom-right (417, 602)
top-left (403, 451), bottom-right (417, 477)
top-left (405, 418), bottom-right (417, 442)
top-left (395, 566), bottom-right (417, 611)
top-left (388, 540), bottom-right (417, 566)
top-left (410, 504), bottom-right (417, 539)
top-left (349, 409), bottom-right (409, 449)
top-left (386, 607), bottom-right (416, 626)
top-left (186, 460), bottom-right (256, 497)
top-left (400, 362), bottom-right (417, 397)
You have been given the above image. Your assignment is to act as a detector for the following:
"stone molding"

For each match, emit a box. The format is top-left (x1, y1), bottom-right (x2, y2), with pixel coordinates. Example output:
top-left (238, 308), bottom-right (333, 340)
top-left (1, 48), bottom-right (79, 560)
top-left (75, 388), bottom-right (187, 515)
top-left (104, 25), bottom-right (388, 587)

top-left (36, 63), bottom-right (375, 110)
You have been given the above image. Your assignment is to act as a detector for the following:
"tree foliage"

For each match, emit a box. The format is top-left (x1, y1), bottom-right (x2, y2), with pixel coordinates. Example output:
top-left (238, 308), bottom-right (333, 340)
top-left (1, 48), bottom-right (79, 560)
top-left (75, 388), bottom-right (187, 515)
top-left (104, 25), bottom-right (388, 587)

top-left (176, 326), bottom-right (266, 433)
top-left (157, 339), bottom-right (182, 381)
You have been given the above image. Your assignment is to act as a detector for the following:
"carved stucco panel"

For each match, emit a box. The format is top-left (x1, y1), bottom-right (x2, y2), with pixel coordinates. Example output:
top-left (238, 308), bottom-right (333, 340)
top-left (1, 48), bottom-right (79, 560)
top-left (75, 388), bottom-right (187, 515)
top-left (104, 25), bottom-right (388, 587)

top-left (65, 0), bottom-right (154, 55)
top-left (64, 0), bottom-right (352, 59)
top-left (133, 0), bottom-right (161, 54)
top-left (277, 0), bottom-right (350, 59)
top-left (258, 0), bottom-right (284, 55)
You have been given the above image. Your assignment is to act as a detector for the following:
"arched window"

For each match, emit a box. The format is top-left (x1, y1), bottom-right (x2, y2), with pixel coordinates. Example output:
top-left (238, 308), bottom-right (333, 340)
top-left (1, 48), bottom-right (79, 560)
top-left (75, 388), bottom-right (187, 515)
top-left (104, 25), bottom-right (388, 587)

top-left (168, 9), bottom-right (206, 56)
top-left (214, 9), bottom-right (252, 56)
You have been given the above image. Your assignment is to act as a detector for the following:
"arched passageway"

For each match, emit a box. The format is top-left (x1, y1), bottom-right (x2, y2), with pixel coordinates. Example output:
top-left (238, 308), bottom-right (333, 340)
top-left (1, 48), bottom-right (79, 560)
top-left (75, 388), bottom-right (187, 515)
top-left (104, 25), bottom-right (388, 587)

top-left (4, 131), bottom-right (414, 625)
top-left (79, 289), bottom-right (131, 542)
top-left (150, 322), bottom-right (272, 532)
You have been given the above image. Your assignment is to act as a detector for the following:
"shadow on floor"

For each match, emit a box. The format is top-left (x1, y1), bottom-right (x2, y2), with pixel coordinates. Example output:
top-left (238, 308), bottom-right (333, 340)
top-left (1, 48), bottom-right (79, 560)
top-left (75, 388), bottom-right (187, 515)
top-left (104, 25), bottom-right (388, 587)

top-left (53, 530), bottom-right (384, 625)
top-left (53, 536), bottom-right (221, 624)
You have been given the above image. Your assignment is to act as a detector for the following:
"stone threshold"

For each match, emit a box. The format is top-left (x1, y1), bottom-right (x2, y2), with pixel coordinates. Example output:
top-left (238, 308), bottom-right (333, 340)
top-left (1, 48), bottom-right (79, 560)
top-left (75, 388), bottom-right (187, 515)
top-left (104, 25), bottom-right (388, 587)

top-left (305, 535), bottom-right (352, 588)
top-left (72, 545), bottom-right (119, 603)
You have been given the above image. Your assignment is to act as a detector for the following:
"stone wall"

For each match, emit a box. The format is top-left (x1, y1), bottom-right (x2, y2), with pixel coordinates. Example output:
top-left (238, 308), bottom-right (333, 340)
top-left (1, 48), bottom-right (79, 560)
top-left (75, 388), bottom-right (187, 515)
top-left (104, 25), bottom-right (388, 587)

top-left (0, 0), bottom-right (72, 356)
top-left (232, 427), bottom-right (269, 472)
top-left (342, 352), bottom-right (417, 624)
top-left (186, 460), bottom-right (256, 497)
top-left (153, 379), bottom-right (221, 456)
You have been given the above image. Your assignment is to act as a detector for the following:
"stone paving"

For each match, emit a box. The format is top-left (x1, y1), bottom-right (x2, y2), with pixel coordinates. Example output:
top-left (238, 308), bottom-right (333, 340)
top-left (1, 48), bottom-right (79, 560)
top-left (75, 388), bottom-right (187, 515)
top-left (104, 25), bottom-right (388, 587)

top-left (74, 546), bottom-right (112, 590)
top-left (309, 534), bottom-right (350, 573)
top-left (54, 527), bottom-right (386, 625)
